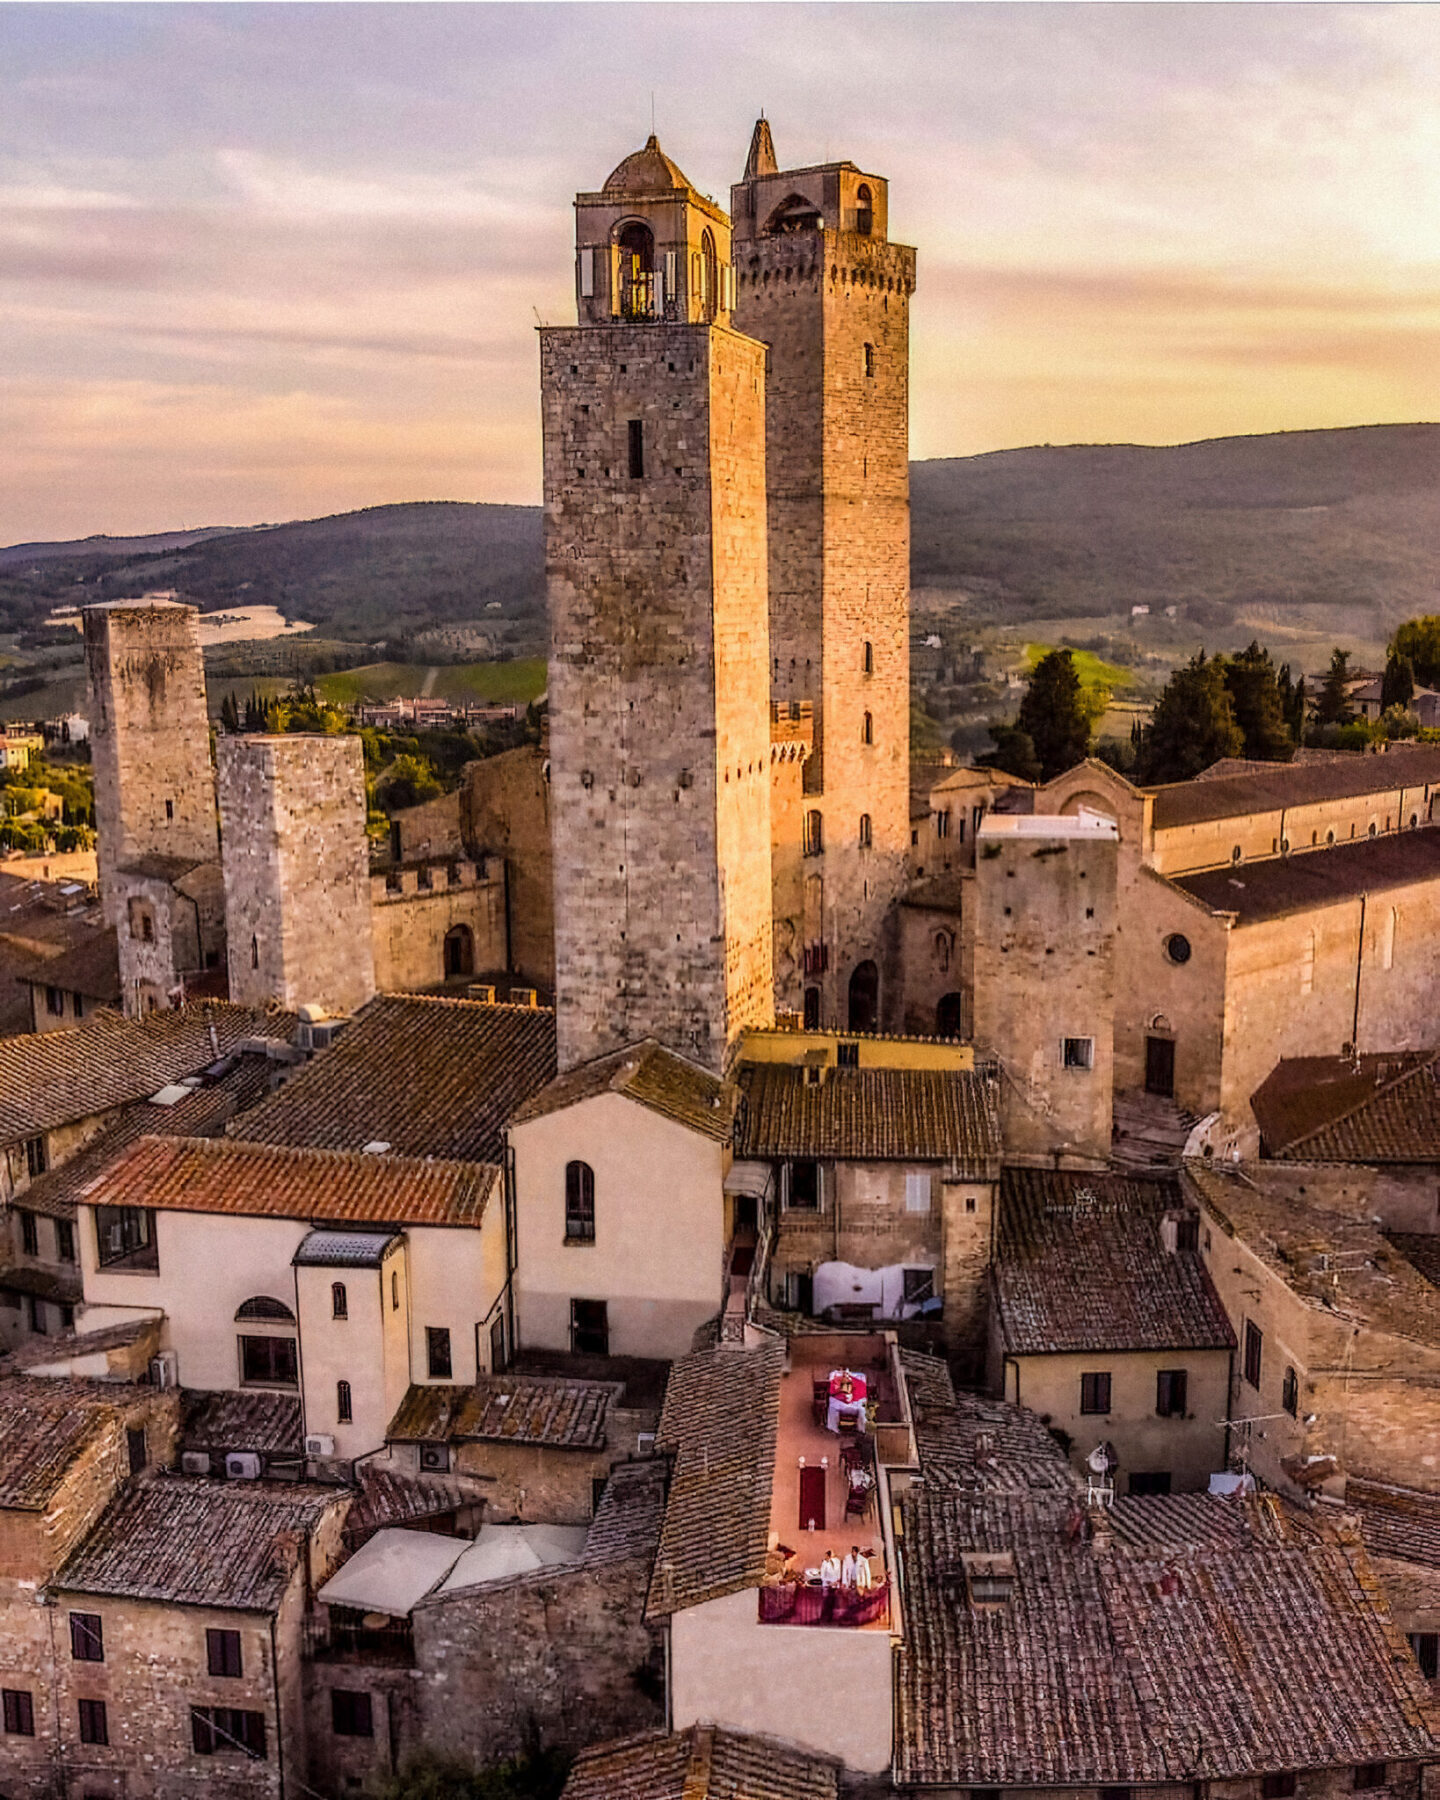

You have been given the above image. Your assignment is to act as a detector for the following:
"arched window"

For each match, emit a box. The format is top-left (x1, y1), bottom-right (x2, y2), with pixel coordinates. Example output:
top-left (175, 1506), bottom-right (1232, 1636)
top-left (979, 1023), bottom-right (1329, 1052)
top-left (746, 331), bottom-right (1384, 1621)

top-left (934, 932), bottom-right (951, 974)
top-left (803, 987), bottom-right (821, 1030)
top-left (859, 813), bottom-right (872, 849)
top-left (848, 960), bottom-right (879, 1033)
top-left (615, 220), bottom-right (655, 320)
top-left (936, 992), bottom-right (964, 1040)
top-left (862, 641), bottom-right (873, 675)
top-left (804, 810), bottom-right (824, 856)
top-left (763, 193), bottom-right (823, 237)
top-left (862, 712), bottom-right (874, 745)
top-left (250, 935), bottom-right (259, 969)
top-left (332, 1282), bottom-right (347, 1320)
top-left (337, 1380), bottom-right (352, 1424)
top-left (235, 1296), bottom-right (295, 1323)
top-left (443, 924), bottom-right (474, 978)
top-left (565, 1160), bottom-right (595, 1242)
top-left (699, 228), bottom-right (718, 322)
top-left (855, 182), bottom-right (873, 236)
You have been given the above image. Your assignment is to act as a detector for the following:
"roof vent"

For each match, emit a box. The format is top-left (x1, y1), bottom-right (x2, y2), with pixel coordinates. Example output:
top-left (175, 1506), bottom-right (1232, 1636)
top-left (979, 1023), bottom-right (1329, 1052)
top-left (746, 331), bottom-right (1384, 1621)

top-left (960, 1551), bottom-right (1016, 1609)
top-left (361, 1140), bottom-right (391, 1156)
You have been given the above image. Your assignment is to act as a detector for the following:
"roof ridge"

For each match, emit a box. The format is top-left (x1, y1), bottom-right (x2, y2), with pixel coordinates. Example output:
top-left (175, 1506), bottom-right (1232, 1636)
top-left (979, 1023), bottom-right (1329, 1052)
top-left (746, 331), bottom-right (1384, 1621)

top-left (1285, 1052), bottom-right (1440, 1155)
top-left (147, 1133), bottom-right (491, 1180)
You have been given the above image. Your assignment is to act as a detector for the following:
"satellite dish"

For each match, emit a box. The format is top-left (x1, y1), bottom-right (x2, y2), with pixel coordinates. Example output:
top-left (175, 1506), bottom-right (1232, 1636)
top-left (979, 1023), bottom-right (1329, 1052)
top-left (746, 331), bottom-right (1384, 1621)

top-left (1086, 1444), bottom-right (1112, 1475)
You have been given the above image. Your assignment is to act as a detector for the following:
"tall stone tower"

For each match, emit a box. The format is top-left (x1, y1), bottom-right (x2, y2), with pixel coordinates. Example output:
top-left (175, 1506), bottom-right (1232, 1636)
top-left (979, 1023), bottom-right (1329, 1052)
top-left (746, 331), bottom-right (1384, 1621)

top-left (85, 599), bottom-right (219, 917)
top-left (542, 136), bottom-right (774, 1075)
top-left (731, 122), bottom-right (916, 1032)
top-left (217, 734), bottom-right (376, 1016)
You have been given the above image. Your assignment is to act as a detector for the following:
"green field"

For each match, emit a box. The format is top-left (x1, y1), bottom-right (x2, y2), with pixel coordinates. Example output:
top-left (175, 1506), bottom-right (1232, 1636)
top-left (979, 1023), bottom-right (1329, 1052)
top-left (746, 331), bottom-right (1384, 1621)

top-left (315, 659), bottom-right (547, 708)
top-left (1023, 643), bottom-right (1133, 692)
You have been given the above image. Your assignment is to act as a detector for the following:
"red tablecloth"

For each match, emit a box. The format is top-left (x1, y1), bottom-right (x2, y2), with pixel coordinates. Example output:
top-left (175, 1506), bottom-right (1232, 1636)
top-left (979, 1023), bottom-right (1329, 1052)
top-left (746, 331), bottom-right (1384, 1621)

top-left (828, 1369), bottom-right (867, 1404)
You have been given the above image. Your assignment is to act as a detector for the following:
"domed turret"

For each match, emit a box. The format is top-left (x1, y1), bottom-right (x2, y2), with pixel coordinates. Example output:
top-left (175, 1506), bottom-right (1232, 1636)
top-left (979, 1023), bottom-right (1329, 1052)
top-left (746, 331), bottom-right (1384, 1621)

top-left (603, 135), bottom-right (693, 197)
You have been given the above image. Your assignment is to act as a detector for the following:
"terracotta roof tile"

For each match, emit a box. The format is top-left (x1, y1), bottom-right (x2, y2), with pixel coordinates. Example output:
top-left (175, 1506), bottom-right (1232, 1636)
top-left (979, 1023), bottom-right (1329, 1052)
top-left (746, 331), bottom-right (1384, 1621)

top-left (736, 1063), bottom-right (1001, 1168)
top-left (180, 1389), bottom-right (304, 1457)
top-left (562, 1724), bottom-right (839, 1800)
top-left (1148, 744), bottom-right (1440, 829)
top-left (0, 1003), bottom-right (294, 1144)
top-left (896, 1490), bottom-right (1440, 1786)
top-left (55, 1474), bottom-right (344, 1612)
top-left (14, 925), bottom-right (120, 1004)
top-left (344, 1465), bottom-right (492, 1546)
top-left (646, 1337), bottom-right (785, 1619)
top-left (1172, 830), bottom-right (1440, 924)
top-left (386, 1375), bottom-right (622, 1450)
top-left (1253, 1052), bottom-right (1440, 1162)
top-left (1344, 1480), bottom-right (1440, 1569)
top-left (82, 1134), bottom-right (496, 1227)
top-left (583, 1459), bottom-right (668, 1568)
top-left (233, 993), bottom-right (556, 1163)
top-left (996, 1168), bottom-right (1235, 1355)
top-left (0, 1386), bottom-right (118, 1510)
top-left (902, 1350), bottom-right (1075, 1494)
top-left (511, 1039), bottom-right (737, 1144)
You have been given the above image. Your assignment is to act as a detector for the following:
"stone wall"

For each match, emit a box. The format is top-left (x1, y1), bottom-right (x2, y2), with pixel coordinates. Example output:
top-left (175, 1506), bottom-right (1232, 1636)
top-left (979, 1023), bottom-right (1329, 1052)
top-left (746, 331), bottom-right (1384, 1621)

top-left (461, 745), bottom-right (554, 991)
top-left (84, 601), bottom-right (220, 929)
top-left (898, 886), bottom-right (967, 1041)
top-left (218, 734), bottom-right (376, 1017)
top-left (541, 320), bottom-right (773, 1074)
top-left (369, 861), bottom-right (506, 992)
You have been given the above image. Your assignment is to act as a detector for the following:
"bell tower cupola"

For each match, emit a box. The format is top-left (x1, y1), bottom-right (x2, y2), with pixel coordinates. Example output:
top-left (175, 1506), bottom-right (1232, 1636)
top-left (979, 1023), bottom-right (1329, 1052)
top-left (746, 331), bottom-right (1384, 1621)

top-left (574, 135), bottom-right (734, 327)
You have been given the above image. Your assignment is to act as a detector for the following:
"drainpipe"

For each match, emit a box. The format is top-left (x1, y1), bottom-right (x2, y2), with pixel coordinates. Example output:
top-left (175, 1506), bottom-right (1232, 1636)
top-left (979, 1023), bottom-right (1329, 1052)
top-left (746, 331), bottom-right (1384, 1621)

top-left (1351, 893), bottom-right (1367, 1053)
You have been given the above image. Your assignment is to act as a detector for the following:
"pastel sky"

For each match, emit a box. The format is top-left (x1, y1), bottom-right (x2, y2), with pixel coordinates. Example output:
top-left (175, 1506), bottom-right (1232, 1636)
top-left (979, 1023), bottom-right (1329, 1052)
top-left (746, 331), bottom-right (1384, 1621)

top-left (3, 2), bottom-right (1440, 544)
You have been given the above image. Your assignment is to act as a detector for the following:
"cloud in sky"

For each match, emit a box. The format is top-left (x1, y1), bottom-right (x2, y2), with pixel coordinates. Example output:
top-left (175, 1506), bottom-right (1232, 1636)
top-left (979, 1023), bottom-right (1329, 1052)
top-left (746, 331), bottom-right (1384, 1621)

top-left (2, 2), bottom-right (1440, 541)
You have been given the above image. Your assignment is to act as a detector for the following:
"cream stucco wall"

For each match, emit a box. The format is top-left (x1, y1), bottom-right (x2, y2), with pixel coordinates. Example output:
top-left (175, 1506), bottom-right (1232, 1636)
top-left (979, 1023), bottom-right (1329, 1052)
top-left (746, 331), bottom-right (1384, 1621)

top-left (668, 1585), bottom-right (893, 1774)
top-left (512, 1090), bottom-right (727, 1361)
top-left (295, 1243), bottom-right (411, 1460)
top-left (1001, 1346), bottom-right (1231, 1494)
top-left (406, 1215), bottom-right (506, 1385)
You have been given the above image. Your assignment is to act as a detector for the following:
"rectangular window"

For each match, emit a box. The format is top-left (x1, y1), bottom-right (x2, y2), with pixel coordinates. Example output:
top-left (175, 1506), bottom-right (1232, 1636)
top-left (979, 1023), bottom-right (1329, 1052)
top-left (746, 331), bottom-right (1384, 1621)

top-left (69, 1612), bottom-right (103, 1662)
top-left (1174, 1214), bottom-right (1200, 1252)
top-left (126, 1427), bottom-right (146, 1476)
top-left (1080, 1372), bottom-right (1112, 1415)
top-left (1156, 1370), bottom-right (1188, 1417)
top-left (1244, 1319), bottom-right (1263, 1391)
top-left (1261, 1777), bottom-right (1297, 1800)
top-left (836, 1041), bottom-right (859, 1068)
top-left (206, 1628), bottom-right (243, 1678)
top-left (902, 1268), bottom-right (935, 1308)
top-left (627, 418), bottom-right (644, 480)
top-left (426, 1327), bottom-right (452, 1380)
top-left (1062, 1037), bottom-right (1095, 1070)
top-left (192, 1706), bottom-right (266, 1757)
top-left (863, 343), bottom-right (875, 378)
top-left (19, 1212), bottom-right (37, 1258)
top-left (77, 1698), bottom-right (107, 1746)
top-left (935, 810), bottom-right (949, 839)
top-left (46, 985), bottom-right (64, 1018)
top-left (25, 1136), bottom-right (46, 1179)
top-left (570, 1298), bottom-right (609, 1358)
top-left (904, 1172), bottom-right (932, 1214)
top-left (1354, 1767), bottom-right (1387, 1791)
top-left (55, 1219), bottom-right (75, 1264)
top-left (1410, 1632), bottom-right (1438, 1680)
top-left (1128, 1471), bottom-right (1172, 1496)
top-left (2, 1690), bottom-right (34, 1736)
top-left (331, 1690), bottom-right (374, 1738)
top-left (95, 1204), bottom-right (157, 1271)
top-left (564, 1161), bottom-right (595, 1242)
top-left (239, 1335), bottom-right (298, 1388)
top-left (787, 1160), bottom-right (820, 1211)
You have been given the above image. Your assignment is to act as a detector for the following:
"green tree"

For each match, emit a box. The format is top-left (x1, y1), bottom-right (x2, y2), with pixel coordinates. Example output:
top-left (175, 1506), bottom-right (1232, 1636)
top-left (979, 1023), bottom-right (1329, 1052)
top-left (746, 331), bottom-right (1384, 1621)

top-left (1381, 652), bottom-right (1415, 713)
top-left (1015, 648), bottom-right (1092, 780)
top-left (1222, 641), bottom-right (1294, 762)
top-left (980, 724), bottom-right (1042, 783)
top-left (375, 753), bottom-right (442, 813)
top-left (220, 692), bottom-right (241, 734)
top-left (1135, 652), bottom-right (1244, 784)
top-left (1391, 615), bottom-right (1440, 688)
top-left (1312, 647), bottom-right (1355, 729)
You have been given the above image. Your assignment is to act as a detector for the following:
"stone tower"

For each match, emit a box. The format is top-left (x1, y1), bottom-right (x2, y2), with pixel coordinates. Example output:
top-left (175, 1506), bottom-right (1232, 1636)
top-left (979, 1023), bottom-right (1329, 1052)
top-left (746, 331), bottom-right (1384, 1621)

top-left (731, 122), bottom-right (916, 1032)
top-left (542, 136), bottom-right (774, 1075)
top-left (85, 599), bottom-right (219, 917)
top-left (217, 734), bottom-right (376, 1016)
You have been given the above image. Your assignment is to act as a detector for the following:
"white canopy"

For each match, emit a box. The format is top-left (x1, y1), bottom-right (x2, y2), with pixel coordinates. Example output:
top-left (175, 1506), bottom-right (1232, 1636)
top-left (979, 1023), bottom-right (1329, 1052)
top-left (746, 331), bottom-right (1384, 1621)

top-left (318, 1528), bottom-right (466, 1618)
top-left (437, 1524), bottom-right (588, 1593)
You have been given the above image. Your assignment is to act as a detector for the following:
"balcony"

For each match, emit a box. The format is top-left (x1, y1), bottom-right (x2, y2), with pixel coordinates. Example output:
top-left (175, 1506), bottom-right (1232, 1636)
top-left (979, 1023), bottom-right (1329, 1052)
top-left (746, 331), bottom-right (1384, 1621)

top-left (303, 1612), bottom-right (414, 1667)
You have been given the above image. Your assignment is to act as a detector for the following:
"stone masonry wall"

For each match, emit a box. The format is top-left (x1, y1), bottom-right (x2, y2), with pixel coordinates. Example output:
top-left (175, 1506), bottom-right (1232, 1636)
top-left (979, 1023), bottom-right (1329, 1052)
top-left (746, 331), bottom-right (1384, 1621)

top-left (84, 602), bottom-right (220, 929)
top-left (541, 321), bottom-right (773, 1074)
top-left (218, 734), bottom-right (376, 1017)
top-left (734, 225), bottom-right (916, 1031)
top-left (369, 861), bottom-right (506, 991)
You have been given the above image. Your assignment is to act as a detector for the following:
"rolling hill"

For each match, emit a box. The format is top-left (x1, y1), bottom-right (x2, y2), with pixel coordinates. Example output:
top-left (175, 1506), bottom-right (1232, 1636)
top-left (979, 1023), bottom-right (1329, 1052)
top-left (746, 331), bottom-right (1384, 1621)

top-left (4, 425), bottom-right (1438, 651)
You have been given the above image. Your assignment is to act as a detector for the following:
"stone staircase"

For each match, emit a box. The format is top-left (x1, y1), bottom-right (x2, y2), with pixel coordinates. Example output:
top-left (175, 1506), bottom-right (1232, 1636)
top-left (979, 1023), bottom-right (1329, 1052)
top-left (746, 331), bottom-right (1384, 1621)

top-left (1110, 1088), bottom-right (1200, 1174)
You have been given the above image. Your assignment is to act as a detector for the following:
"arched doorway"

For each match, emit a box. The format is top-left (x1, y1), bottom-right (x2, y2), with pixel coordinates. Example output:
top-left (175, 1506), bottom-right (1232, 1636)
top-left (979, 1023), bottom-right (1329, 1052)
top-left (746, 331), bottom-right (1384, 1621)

top-left (848, 960), bottom-right (879, 1032)
top-left (444, 925), bottom-right (475, 978)
top-left (803, 986), bottom-right (821, 1030)
top-left (699, 228), bottom-right (718, 321)
top-left (616, 220), bottom-right (655, 320)
top-left (936, 992), bottom-right (963, 1040)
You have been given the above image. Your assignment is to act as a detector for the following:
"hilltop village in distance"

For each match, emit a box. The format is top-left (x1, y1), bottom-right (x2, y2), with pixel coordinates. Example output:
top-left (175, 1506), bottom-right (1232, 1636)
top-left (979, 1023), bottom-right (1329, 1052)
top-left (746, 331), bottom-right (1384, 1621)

top-left (0, 119), bottom-right (1437, 1800)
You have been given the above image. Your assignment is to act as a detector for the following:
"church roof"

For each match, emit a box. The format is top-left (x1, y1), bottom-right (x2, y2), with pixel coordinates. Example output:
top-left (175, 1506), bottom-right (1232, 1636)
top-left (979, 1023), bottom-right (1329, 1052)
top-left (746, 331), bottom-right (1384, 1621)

top-left (603, 135), bottom-right (693, 196)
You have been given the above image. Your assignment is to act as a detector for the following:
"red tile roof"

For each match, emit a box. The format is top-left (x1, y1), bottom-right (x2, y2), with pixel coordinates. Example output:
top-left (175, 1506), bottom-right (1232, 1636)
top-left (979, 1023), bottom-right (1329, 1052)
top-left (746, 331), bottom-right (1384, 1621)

top-left (81, 1135), bottom-right (496, 1228)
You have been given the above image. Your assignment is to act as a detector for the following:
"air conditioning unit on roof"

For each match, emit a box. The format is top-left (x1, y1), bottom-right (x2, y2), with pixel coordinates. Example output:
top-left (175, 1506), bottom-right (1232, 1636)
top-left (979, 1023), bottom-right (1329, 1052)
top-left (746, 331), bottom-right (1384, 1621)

top-left (304, 1434), bottom-right (335, 1459)
top-left (225, 1453), bottom-right (261, 1480)
top-left (180, 1451), bottom-right (211, 1476)
top-left (149, 1352), bottom-right (177, 1390)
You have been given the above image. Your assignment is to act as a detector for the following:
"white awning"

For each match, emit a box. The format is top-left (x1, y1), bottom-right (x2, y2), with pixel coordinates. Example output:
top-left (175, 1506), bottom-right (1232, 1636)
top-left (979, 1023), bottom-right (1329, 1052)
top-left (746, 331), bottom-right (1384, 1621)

top-left (437, 1524), bottom-right (587, 1593)
top-left (723, 1161), bottom-right (774, 1201)
top-left (318, 1528), bottom-right (466, 1618)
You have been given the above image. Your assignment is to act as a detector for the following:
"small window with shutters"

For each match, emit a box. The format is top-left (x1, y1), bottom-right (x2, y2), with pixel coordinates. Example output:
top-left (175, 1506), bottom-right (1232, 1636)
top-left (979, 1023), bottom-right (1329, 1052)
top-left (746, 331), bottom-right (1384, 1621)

top-left (1, 1690), bottom-right (33, 1736)
top-left (207, 1628), bottom-right (243, 1678)
top-left (69, 1613), bottom-right (103, 1662)
top-left (332, 1282), bottom-right (347, 1319)
top-left (905, 1173), bottom-right (932, 1214)
top-left (337, 1380), bottom-right (352, 1424)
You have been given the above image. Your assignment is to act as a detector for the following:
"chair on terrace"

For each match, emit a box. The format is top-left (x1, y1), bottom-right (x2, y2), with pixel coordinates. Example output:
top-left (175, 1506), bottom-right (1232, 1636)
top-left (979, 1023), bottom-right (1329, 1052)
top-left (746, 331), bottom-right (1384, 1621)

top-left (811, 1379), bottom-right (828, 1427)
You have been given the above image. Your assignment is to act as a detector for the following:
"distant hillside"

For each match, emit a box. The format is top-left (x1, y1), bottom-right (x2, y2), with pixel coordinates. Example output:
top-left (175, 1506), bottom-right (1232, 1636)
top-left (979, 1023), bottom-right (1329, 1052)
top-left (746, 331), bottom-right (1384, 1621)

top-left (912, 423), bottom-right (1440, 639)
top-left (5, 426), bottom-right (1439, 647)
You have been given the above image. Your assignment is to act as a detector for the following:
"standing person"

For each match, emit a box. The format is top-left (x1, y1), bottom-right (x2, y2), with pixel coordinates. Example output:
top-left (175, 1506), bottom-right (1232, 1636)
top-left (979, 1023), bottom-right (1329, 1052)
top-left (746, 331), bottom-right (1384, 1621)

top-left (819, 1548), bottom-right (841, 1589)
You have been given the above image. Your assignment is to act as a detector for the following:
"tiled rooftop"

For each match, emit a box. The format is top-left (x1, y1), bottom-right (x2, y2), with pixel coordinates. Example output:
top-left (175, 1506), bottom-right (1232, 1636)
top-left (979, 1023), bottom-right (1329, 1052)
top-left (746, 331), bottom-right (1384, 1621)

top-left (82, 1134), bottom-right (497, 1228)
top-left (386, 1374), bottom-right (622, 1450)
top-left (55, 1475), bottom-right (343, 1612)
top-left (1172, 829), bottom-right (1440, 924)
top-left (510, 1038), bottom-right (737, 1144)
top-left (1343, 1479), bottom-right (1440, 1570)
top-left (736, 1062), bottom-right (1001, 1169)
top-left (232, 992), bottom-right (556, 1163)
top-left (896, 1489), bottom-right (1440, 1786)
top-left (1148, 743), bottom-right (1440, 829)
top-left (995, 1167), bottom-right (1235, 1356)
top-left (0, 1383), bottom-right (119, 1509)
top-left (582, 1458), bottom-right (668, 1568)
top-left (180, 1388), bottom-right (304, 1457)
top-left (0, 1003), bottom-right (294, 1145)
top-left (646, 1336), bottom-right (785, 1620)
top-left (561, 1724), bottom-right (839, 1800)
top-left (902, 1350), bottom-right (1076, 1494)
top-left (1252, 1051), bottom-right (1440, 1162)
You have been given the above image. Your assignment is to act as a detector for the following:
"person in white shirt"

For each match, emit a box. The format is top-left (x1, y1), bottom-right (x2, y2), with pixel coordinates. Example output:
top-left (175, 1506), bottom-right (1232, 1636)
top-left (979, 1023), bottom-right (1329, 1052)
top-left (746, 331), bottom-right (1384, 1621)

top-left (819, 1550), bottom-right (842, 1589)
top-left (842, 1546), bottom-right (872, 1590)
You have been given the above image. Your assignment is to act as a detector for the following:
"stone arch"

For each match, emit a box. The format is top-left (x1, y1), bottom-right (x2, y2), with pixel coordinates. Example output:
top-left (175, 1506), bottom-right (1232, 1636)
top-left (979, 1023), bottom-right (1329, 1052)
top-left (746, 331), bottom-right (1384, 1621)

top-left (936, 992), bottom-right (963, 1039)
top-left (763, 192), bottom-right (823, 236)
top-left (848, 960), bottom-right (879, 1032)
top-left (444, 924), bottom-right (475, 978)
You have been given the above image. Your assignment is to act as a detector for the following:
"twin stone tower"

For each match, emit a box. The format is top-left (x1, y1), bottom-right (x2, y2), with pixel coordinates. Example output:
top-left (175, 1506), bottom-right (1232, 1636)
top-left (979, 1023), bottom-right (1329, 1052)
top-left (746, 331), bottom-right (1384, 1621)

top-left (84, 121), bottom-right (916, 1079)
top-left (544, 120), bottom-right (916, 1075)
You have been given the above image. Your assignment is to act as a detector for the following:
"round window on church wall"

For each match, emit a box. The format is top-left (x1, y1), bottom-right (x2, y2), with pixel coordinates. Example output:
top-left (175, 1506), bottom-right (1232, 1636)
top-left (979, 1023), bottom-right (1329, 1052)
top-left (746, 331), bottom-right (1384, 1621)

top-left (1165, 934), bottom-right (1192, 965)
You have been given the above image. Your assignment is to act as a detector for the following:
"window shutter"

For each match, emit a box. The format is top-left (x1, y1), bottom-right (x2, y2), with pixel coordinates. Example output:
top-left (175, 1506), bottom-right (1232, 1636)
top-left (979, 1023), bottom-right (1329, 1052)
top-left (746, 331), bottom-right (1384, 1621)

top-left (608, 244), bottom-right (621, 316)
top-left (905, 1173), bottom-right (932, 1213)
top-left (579, 247), bottom-right (594, 298)
top-left (664, 250), bottom-right (676, 311)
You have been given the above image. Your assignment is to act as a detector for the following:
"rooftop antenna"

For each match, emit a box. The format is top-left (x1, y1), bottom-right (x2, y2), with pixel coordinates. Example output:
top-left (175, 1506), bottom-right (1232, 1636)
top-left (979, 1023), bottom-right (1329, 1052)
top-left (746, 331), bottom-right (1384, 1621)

top-left (650, 91), bottom-right (656, 136)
